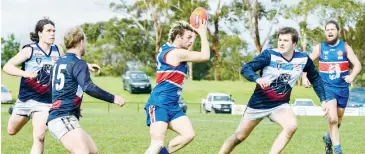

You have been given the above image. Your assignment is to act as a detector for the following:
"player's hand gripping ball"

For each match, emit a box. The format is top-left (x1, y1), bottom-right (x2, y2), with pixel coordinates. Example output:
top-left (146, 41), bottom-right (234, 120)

top-left (190, 7), bottom-right (208, 29)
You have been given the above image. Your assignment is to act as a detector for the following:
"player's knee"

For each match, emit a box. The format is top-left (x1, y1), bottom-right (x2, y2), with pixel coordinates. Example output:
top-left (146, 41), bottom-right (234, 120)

top-left (183, 132), bottom-right (195, 143)
top-left (33, 134), bottom-right (45, 143)
top-left (234, 132), bottom-right (247, 142)
top-left (33, 131), bottom-right (46, 143)
top-left (328, 117), bottom-right (338, 125)
top-left (7, 128), bottom-right (17, 136)
top-left (338, 114), bottom-right (344, 120)
top-left (150, 133), bottom-right (165, 141)
top-left (284, 123), bottom-right (297, 135)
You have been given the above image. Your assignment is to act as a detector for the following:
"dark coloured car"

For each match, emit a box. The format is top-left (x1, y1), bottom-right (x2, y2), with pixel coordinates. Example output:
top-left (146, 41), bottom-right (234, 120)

top-left (122, 71), bottom-right (152, 94)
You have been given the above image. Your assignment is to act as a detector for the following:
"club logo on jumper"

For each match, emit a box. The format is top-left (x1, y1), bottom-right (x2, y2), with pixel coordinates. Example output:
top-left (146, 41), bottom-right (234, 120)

top-left (294, 64), bottom-right (301, 71)
top-left (37, 64), bottom-right (53, 85)
top-left (276, 60), bottom-right (283, 70)
top-left (270, 73), bottom-right (292, 94)
top-left (328, 64), bottom-right (341, 80)
top-left (36, 58), bottom-right (42, 65)
top-left (337, 50), bottom-right (344, 60)
top-left (324, 50), bottom-right (329, 60)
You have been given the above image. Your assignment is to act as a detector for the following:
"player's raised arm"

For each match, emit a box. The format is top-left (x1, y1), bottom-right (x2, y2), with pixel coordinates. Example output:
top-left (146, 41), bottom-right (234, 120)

top-left (175, 19), bottom-right (210, 63)
top-left (72, 60), bottom-right (124, 106)
top-left (3, 46), bottom-right (37, 79)
top-left (303, 56), bottom-right (326, 103)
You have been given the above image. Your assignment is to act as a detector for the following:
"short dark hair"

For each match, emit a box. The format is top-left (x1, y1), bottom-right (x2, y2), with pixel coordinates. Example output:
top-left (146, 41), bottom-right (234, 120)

top-left (325, 20), bottom-right (340, 30)
top-left (30, 18), bottom-right (55, 42)
top-left (277, 27), bottom-right (299, 45)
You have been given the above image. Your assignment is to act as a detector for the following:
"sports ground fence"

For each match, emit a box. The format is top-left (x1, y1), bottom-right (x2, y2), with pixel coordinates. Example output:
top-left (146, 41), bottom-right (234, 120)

top-left (2, 101), bottom-right (365, 116)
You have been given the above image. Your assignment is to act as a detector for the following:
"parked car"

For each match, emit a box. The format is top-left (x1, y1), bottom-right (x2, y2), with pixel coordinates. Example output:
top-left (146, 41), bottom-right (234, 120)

top-left (1, 85), bottom-right (13, 104)
top-left (292, 98), bottom-right (318, 116)
top-left (351, 87), bottom-right (365, 93)
top-left (347, 95), bottom-right (365, 108)
top-left (178, 98), bottom-right (187, 113)
top-left (122, 71), bottom-right (152, 94)
top-left (292, 98), bottom-right (316, 107)
top-left (350, 87), bottom-right (365, 98)
top-left (201, 93), bottom-right (234, 114)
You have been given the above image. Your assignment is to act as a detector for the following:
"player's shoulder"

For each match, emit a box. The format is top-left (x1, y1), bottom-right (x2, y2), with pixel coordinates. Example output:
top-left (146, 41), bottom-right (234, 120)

top-left (20, 43), bottom-right (37, 51)
top-left (59, 53), bottom-right (84, 63)
top-left (17, 43), bottom-right (35, 57)
top-left (262, 48), bottom-right (280, 57)
top-left (294, 50), bottom-right (309, 58)
top-left (52, 44), bottom-right (60, 51)
top-left (160, 42), bottom-right (176, 52)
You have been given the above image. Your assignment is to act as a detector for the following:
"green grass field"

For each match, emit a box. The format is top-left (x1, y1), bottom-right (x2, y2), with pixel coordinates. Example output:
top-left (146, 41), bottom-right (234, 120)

top-left (1, 73), bottom-right (365, 154)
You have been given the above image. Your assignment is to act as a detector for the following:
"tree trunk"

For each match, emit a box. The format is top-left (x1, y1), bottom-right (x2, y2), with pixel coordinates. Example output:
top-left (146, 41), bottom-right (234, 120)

top-left (153, 13), bottom-right (161, 56)
top-left (298, 13), bottom-right (308, 86)
top-left (213, 0), bottom-right (221, 81)
top-left (245, 0), bottom-right (262, 54)
top-left (253, 0), bottom-right (261, 54)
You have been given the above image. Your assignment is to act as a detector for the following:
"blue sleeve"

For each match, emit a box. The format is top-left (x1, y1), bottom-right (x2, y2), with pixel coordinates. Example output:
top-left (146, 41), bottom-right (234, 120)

top-left (72, 61), bottom-right (115, 103)
top-left (303, 56), bottom-right (326, 103)
top-left (240, 50), bottom-right (271, 82)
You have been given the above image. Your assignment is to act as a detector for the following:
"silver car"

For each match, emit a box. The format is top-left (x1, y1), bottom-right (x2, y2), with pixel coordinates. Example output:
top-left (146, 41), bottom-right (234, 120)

top-left (1, 85), bottom-right (13, 104)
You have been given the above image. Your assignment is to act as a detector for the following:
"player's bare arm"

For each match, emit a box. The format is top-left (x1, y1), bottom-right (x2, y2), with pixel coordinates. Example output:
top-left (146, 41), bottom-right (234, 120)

top-left (309, 44), bottom-right (321, 61)
top-left (343, 44), bottom-right (362, 84)
top-left (3, 47), bottom-right (37, 79)
top-left (175, 20), bottom-right (210, 63)
top-left (302, 44), bottom-right (320, 87)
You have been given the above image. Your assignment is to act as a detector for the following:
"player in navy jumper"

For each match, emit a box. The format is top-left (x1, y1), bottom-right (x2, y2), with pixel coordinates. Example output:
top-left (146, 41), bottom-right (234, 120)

top-left (3, 18), bottom-right (101, 154)
top-left (219, 27), bottom-right (327, 154)
top-left (47, 27), bottom-right (125, 154)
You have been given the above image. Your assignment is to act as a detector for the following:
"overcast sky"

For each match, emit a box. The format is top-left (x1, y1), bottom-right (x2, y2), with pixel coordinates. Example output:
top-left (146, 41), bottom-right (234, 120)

top-left (1, 0), bottom-right (323, 50)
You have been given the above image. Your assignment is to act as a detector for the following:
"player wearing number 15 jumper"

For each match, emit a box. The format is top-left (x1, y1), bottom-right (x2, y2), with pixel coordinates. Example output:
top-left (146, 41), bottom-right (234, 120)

top-left (46, 27), bottom-right (125, 154)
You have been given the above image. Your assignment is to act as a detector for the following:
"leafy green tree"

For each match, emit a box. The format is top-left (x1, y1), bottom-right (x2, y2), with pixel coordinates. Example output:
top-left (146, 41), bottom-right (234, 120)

top-left (1, 34), bottom-right (20, 67)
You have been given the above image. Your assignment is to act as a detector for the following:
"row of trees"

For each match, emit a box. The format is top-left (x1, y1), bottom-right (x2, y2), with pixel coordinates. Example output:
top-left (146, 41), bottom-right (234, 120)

top-left (1, 0), bottom-right (364, 86)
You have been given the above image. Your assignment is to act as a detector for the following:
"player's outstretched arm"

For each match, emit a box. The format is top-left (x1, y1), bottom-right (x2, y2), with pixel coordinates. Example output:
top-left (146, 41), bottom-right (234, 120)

top-left (3, 46), bottom-right (37, 79)
top-left (73, 61), bottom-right (125, 107)
top-left (175, 19), bottom-right (210, 63)
top-left (303, 56), bottom-right (326, 103)
top-left (240, 50), bottom-right (271, 82)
